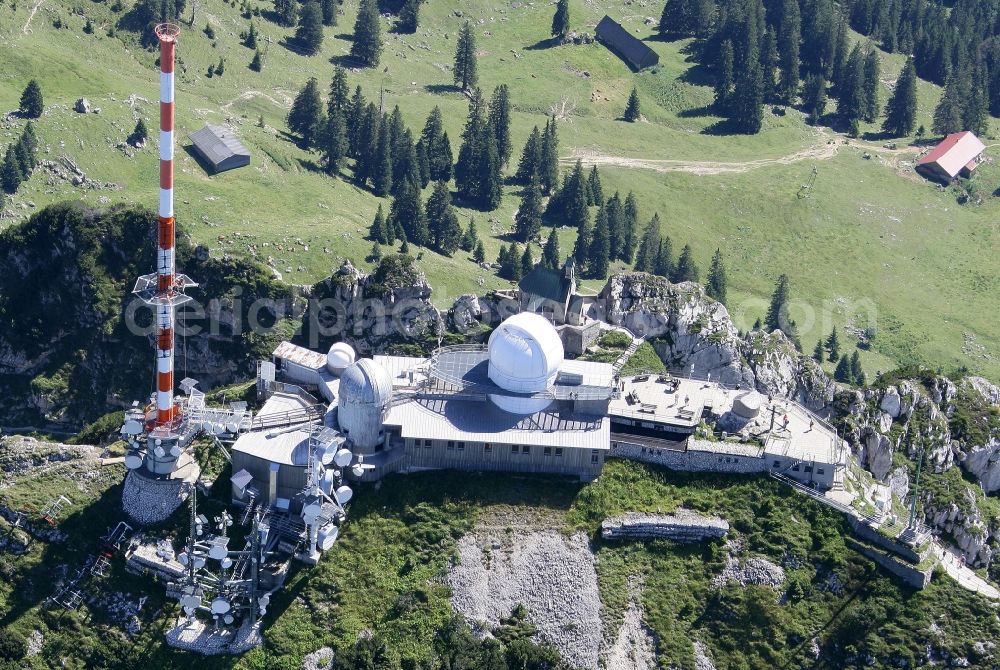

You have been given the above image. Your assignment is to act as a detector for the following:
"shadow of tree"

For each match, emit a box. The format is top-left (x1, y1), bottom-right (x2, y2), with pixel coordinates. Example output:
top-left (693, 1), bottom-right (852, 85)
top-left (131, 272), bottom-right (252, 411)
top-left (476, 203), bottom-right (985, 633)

top-left (524, 37), bottom-right (559, 51)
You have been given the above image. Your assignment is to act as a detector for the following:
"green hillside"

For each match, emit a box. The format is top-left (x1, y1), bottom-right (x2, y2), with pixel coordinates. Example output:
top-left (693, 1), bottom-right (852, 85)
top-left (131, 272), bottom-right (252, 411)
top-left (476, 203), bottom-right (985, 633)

top-left (0, 0), bottom-right (997, 380)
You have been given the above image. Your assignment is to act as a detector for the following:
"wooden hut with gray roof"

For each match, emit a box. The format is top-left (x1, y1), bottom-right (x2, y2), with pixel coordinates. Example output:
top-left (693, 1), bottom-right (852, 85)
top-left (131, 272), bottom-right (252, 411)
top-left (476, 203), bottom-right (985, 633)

top-left (189, 124), bottom-right (251, 174)
top-left (595, 16), bottom-right (659, 70)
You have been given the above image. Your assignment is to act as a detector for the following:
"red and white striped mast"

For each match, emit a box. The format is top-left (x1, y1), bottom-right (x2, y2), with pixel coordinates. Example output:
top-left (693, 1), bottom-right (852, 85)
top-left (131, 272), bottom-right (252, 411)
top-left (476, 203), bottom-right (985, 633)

top-left (134, 23), bottom-right (196, 441)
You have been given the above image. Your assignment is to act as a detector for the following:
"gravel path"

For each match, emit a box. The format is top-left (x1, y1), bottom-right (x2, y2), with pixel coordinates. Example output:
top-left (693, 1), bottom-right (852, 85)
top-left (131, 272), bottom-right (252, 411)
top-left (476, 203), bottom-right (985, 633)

top-left (448, 528), bottom-right (602, 669)
top-left (603, 579), bottom-right (657, 670)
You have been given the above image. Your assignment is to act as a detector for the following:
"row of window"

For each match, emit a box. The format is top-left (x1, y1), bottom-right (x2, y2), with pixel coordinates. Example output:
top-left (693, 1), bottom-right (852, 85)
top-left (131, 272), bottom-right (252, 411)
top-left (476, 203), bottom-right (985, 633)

top-left (773, 460), bottom-right (825, 475)
top-left (413, 440), bottom-right (600, 464)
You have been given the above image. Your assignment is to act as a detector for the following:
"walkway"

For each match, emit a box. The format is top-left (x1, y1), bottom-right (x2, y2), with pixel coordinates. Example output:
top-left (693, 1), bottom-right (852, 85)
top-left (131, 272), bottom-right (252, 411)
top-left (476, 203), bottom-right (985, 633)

top-left (934, 544), bottom-right (1000, 600)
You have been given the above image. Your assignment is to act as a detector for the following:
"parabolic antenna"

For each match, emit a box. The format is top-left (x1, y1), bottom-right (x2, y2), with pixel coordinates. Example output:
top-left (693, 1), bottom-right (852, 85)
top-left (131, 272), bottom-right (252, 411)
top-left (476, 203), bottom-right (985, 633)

top-left (258, 594), bottom-right (270, 608)
top-left (333, 448), bottom-right (353, 467)
top-left (208, 544), bottom-right (228, 561)
top-left (124, 455), bottom-right (144, 470)
top-left (213, 423), bottom-right (226, 436)
top-left (320, 469), bottom-right (336, 495)
top-left (334, 485), bottom-right (353, 505)
top-left (318, 524), bottom-right (339, 551)
top-left (210, 597), bottom-right (231, 614)
top-left (223, 615), bottom-right (234, 625)
top-left (122, 419), bottom-right (143, 436)
top-left (170, 444), bottom-right (182, 457)
top-left (180, 594), bottom-right (201, 611)
top-left (301, 502), bottom-right (322, 524)
top-left (178, 552), bottom-right (189, 565)
top-left (194, 556), bottom-right (206, 569)
top-left (221, 557), bottom-right (233, 569)
top-left (201, 421), bottom-right (214, 432)
top-left (225, 421), bottom-right (239, 434)
top-left (153, 446), bottom-right (165, 458)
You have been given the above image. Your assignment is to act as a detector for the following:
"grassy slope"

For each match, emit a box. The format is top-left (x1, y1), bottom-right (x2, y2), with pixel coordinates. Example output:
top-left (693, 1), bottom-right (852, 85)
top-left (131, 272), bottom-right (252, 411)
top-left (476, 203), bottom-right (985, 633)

top-left (0, 0), bottom-right (997, 380)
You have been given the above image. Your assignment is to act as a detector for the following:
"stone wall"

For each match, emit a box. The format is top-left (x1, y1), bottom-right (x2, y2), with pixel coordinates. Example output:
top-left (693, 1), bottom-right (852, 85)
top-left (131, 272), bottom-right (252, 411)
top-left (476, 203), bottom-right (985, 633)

top-left (610, 439), bottom-right (768, 475)
top-left (602, 511), bottom-right (729, 542)
top-left (848, 517), bottom-right (931, 564)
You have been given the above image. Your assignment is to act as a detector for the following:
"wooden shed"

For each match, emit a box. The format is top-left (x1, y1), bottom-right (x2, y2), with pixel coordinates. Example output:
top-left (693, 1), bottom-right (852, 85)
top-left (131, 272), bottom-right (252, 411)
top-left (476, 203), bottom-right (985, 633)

top-left (595, 16), bottom-right (660, 70)
top-left (189, 124), bottom-right (251, 174)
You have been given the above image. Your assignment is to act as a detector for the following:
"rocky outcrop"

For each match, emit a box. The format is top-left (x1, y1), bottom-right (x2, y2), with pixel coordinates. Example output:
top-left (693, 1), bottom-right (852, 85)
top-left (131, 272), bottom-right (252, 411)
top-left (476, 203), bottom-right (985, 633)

top-left (449, 294), bottom-right (482, 332)
top-left (599, 273), bottom-right (835, 412)
top-left (601, 511), bottom-right (729, 542)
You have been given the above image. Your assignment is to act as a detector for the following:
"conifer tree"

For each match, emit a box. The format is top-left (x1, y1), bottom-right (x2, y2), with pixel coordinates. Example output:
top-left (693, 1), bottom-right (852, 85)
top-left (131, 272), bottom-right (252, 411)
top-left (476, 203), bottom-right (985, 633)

top-left (837, 43), bottom-right (866, 124)
top-left (862, 48), bottom-right (880, 122)
top-left (288, 77), bottom-right (325, 147)
top-left (426, 180), bottom-right (461, 255)
top-left (473, 240), bottom-right (486, 263)
top-left (346, 86), bottom-right (367, 155)
top-left (128, 119), bottom-right (148, 147)
top-left (455, 218), bottom-right (474, 252)
top-left (654, 236), bottom-right (674, 279)
top-left (850, 350), bottom-right (864, 384)
top-left (328, 67), bottom-right (350, 116)
top-left (634, 214), bottom-right (661, 273)
top-left (19, 80), bottom-right (44, 118)
top-left (539, 116), bottom-right (559, 194)
top-left (320, 0), bottom-right (337, 26)
top-left (803, 73), bottom-right (827, 124)
top-left (706, 248), bottom-right (727, 303)
top-left (932, 73), bottom-right (964, 136)
top-left (397, 0), bottom-right (419, 33)
top-left (419, 107), bottom-right (453, 182)
top-left (542, 228), bottom-right (560, 268)
top-left (350, 0), bottom-right (382, 67)
top-left (621, 191), bottom-right (639, 263)
top-left (488, 85), bottom-right (512, 167)
top-left (883, 57), bottom-right (917, 137)
top-left (250, 50), bottom-right (263, 71)
top-left (321, 109), bottom-right (347, 176)
top-left (370, 204), bottom-right (387, 243)
top-left (965, 61), bottom-right (989, 137)
top-left (399, 235), bottom-right (409, 254)
top-left (244, 21), bottom-right (259, 48)
top-left (389, 181), bottom-right (428, 246)
top-left (588, 205), bottom-right (610, 279)
top-left (369, 241), bottom-right (382, 262)
top-left (454, 22), bottom-right (478, 91)
top-left (557, 159), bottom-right (588, 227)
top-left (515, 173), bottom-right (544, 242)
top-left (672, 244), bottom-right (699, 283)
top-left (834, 353), bottom-right (853, 383)
top-left (765, 274), bottom-right (791, 334)
top-left (760, 31), bottom-right (778, 102)
top-left (521, 245), bottom-right (534, 278)
top-left (587, 166), bottom-right (604, 207)
top-left (572, 209), bottom-right (591, 265)
top-left (604, 192), bottom-right (624, 262)
top-left (275, 0), bottom-right (297, 27)
top-left (515, 126), bottom-right (542, 184)
top-left (1, 146), bottom-right (22, 193)
top-left (623, 87), bottom-right (641, 122)
top-left (455, 89), bottom-right (486, 202)
top-left (826, 327), bottom-right (840, 361)
top-left (373, 117), bottom-right (393, 196)
top-left (391, 128), bottom-right (422, 196)
top-left (13, 140), bottom-right (31, 178)
top-left (812, 339), bottom-right (825, 362)
top-left (777, 0), bottom-right (800, 103)
top-left (296, 1), bottom-right (324, 55)
top-left (551, 0), bottom-right (570, 39)
top-left (714, 40), bottom-right (735, 111)
top-left (478, 130), bottom-right (503, 210)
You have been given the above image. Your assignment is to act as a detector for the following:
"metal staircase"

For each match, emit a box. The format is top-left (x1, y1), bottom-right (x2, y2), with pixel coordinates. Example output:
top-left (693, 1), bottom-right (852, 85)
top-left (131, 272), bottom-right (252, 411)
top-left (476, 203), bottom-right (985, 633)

top-left (612, 336), bottom-right (645, 374)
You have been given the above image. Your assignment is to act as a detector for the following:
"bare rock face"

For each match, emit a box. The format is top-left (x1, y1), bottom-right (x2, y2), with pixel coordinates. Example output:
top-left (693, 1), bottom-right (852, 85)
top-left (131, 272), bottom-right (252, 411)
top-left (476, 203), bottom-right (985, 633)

top-left (880, 386), bottom-right (902, 418)
top-left (449, 294), bottom-right (482, 332)
top-left (742, 330), bottom-right (836, 412)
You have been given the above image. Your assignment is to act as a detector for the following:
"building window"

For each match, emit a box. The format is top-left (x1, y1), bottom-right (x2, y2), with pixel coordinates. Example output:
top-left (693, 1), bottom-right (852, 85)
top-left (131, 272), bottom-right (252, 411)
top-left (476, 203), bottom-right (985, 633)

top-left (591, 450), bottom-right (599, 464)
top-left (511, 444), bottom-right (519, 454)
top-left (804, 465), bottom-right (813, 473)
top-left (484, 443), bottom-right (493, 453)
top-left (773, 460), bottom-right (780, 468)
top-left (817, 468), bottom-right (825, 475)
top-left (423, 439), bottom-right (432, 448)
top-left (447, 441), bottom-right (455, 450)
top-left (555, 448), bottom-right (564, 457)
top-left (522, 445), bottom-right (531, 455)
top-left (544, 447), bottom-right (552, 456)
top-left (457, 441), bottom-right (465, 451)
top-left (792, 464), bottom-right (800, 471)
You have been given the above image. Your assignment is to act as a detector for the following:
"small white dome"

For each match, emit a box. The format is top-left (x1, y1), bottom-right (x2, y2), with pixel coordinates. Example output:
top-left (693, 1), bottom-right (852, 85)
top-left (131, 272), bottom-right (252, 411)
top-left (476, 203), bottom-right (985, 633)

top-left (488, 312), bottom-right (564, 397)
top-left (326, 342), bottom-right (356, 375)
top-left (339, 359), bottom-right (393, 407)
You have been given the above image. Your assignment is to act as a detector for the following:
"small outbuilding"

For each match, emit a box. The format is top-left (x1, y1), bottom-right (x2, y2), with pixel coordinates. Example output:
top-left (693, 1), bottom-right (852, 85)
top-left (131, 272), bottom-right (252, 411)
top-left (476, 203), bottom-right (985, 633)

top-left (595, 16), bottom-right (659, 71)
top-left (915, 131), bottom-right (986, 183)
top-left (189, 124), bottom-right (251, 174)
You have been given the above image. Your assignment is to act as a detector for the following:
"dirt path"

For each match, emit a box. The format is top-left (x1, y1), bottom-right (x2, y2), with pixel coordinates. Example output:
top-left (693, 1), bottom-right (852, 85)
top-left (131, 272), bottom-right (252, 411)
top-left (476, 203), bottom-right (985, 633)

top-left (563, 129), bottom-right (921, 176)
top-left (23, 0), bottom-right (45, 34)
top-left (221, 90), bottom-right (293, 113)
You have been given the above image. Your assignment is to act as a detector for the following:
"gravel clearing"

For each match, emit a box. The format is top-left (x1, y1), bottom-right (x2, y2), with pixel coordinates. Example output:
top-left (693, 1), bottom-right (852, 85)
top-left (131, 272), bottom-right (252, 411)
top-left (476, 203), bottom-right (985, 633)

top-left (122, 471), bottom-right (188, 526)
top-left (711, 552), bottom-right (786, 589)
top-left (448, 527), bottom-right (602, 669)
top-left (603, 578), bottom-right (657, 670)
top-left (302, 647), bottom-right (334, 670)
top-left (694, 640), bottom-right (718, 670)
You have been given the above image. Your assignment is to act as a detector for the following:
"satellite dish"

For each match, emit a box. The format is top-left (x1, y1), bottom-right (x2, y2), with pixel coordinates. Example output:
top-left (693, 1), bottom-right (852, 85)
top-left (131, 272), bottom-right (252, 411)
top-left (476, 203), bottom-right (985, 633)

top-left (333, 448), bottom-right (353, 467)
top-left (124, 454), bottom-right (144, 470)
top-left (318, 524), bottom-right (339, 551)
top-left (153, 446), bottom-right (165, 458)
top-left (180, 594), bottom-right (201, 610)
top-left (351, 463), bottom-right (364, 478)
top-left (201, 421), bottom-right (214, 432)
top-left (223, 614), bottom-right (234, 625)
top-left (122, 419), bottom-right (143, 435)
top-left (259, 607), bottom-right (267, 617)
top-left (178, 552), bottom-right (189, 565)
top-left (334, 485), bottom-right (353, 505)
top-left (154, 438), bottom-right (162, 446)
top-left (258, 594), bottom-right (270, 608)
top-left (302, 502), bottom-right (322, 524)
top-left (226, 421), bottom-right (239, 434)
top-left (320, 469), bottom-right (336, 495)
top-left (194, 557), bottom-right (206, 569)
top-left (320, 447), bottom-right (336, 465)
top-left (221, 557), bottom-right (233, 569)
top-left (170, 444), bottom-right (182, 457)
top-left (211, 597), bottom-right (231, 614)
top-left (208, 544), bottom-right (228, 561)
top-left (213, 423), bottom-right (225, 436)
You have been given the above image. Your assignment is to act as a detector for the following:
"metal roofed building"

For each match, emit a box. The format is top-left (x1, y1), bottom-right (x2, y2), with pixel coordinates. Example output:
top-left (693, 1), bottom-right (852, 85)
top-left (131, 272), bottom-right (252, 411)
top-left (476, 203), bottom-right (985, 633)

top-left (189, 124), bottom-right (251, 174)
top-left (915, 131), bottom-right (986, 183)
top-left (595, 16), bottom-right (660, 71)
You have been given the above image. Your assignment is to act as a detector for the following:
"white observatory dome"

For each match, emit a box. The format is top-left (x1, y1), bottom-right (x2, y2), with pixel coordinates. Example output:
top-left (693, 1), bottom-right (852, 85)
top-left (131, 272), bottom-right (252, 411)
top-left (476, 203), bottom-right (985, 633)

top-left (326, 342), bottom-right (356, 375)
top-left (487, 312), bottom-right (564, 414)
top-left (337, 358), bottom-right (393, 452)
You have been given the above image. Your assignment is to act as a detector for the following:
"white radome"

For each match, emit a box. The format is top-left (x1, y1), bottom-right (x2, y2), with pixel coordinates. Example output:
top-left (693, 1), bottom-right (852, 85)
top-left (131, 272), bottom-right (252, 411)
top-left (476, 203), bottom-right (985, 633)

top-left (487, 312), bottom-right (564, 414)
top-left (326, 342), bottom-right (356, 375)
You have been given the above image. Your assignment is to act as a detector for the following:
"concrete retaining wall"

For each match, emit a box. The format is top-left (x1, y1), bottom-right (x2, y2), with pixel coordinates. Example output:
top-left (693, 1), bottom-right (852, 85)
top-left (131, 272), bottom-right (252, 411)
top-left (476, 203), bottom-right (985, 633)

top-left (610, 440), bottom-right (767, 475)
top-left (848, 518), bottom-right (931, 564)
top-left (846, 539), bottom-right (933, 589)
top-left (602, 511), bottom-right (729, 542)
